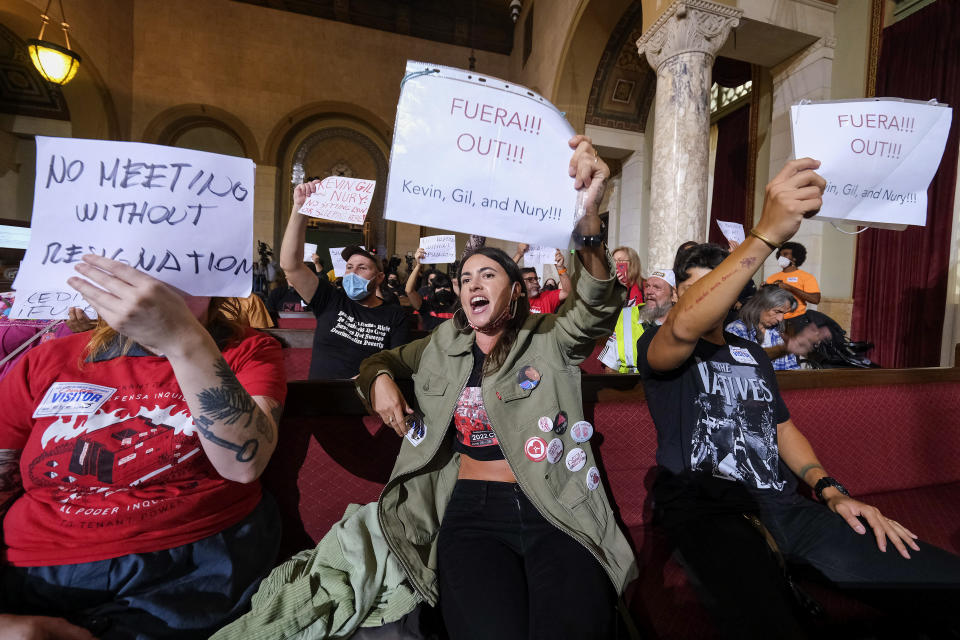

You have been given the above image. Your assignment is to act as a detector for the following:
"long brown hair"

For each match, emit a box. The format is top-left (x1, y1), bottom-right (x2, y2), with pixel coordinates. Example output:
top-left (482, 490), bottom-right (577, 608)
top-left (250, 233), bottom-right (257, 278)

top-left (612, 246), bottom-right (642, 287)
top-left (455, 247), bottom-right (531, 375)
top-left (81, 297), bottom-right (247, 365)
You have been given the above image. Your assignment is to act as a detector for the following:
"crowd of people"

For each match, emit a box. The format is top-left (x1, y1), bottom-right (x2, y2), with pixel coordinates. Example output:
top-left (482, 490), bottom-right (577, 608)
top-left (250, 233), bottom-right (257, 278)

top-left (1, 135), bottom-right (958, 640)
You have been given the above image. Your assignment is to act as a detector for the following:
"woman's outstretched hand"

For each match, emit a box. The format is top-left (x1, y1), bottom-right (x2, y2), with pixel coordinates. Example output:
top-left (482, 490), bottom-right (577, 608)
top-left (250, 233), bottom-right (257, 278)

top-left (370, 373), bottom-right (415, 436)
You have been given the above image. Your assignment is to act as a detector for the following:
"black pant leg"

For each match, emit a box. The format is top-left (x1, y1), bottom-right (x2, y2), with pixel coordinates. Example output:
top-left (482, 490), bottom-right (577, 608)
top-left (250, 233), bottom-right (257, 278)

top-left (437, 481), bottom-right (528, 640)
top-left (663, 511), bottom-right (808, 640)
top-left (518, 489), bottom-right (617, 640)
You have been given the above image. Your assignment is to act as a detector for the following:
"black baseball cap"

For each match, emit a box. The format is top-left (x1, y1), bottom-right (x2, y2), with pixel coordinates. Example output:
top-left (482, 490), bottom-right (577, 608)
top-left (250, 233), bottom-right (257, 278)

top-left (341, 245), bottom-right (382, 271)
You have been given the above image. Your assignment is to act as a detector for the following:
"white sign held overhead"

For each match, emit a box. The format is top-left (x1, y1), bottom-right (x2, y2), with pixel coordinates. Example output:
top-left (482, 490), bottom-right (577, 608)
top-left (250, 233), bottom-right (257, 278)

top-left (298, 176), bottom-right (376, 225)
top-left (11, 137), bottom-right (255, 320)
top-left (385, 61), bottom-right (578, 248)
top-left (524, 245), bottom-right (556, 268)
top-left (329, 246), bottom-right (365, 278)
top-left (716, 221), bottom-right (745, 245)
top-left (303, 242), bottom-right (318, 262)
top-left (790, 99), bottom-right (952, 228)
top-left (418, 235), bottom-right (456, 263)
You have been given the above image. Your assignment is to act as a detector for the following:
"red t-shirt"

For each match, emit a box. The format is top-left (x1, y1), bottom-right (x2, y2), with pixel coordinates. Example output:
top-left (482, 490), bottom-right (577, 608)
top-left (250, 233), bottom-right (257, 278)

top-left (0, 329), bottom-right (286, 567)
top-left (528, 289), bottom-right (563, 314)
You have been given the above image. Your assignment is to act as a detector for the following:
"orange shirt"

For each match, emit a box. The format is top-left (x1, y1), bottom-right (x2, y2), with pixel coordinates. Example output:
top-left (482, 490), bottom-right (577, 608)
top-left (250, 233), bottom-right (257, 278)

top-left (765, 269), bottom-right (820, 318)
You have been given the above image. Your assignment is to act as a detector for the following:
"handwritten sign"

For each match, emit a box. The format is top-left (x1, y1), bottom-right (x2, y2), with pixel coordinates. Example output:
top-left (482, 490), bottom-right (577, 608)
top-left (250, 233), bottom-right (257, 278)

top-left (524, 245), bottom-right (556, 267)
top-left (11, 137), bottom-right (255, 319)
top-left (298, 176), bottom-right (375, 225)
top-left (304, 242), bottom-right (317, 262)
top-left (418, 235), bottom-right (456, 263)
top-left (329, 246), bottom-right (365, 278)
top-left (790, 99), bottom-right (952, 227)
top-left (716, 221), bottom-right (745, 245)
top-left (385, 61), bottom-right (578, 248)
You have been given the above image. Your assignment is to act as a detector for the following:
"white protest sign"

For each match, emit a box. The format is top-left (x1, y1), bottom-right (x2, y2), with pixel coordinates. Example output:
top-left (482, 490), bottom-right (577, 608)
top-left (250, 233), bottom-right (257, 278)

top-left (385, 61), bottom-right (577, 248)
top-left (418, 235), bottom-right (456, 263)
top-left (329, 246), bottom-right (365, 277)
top-left (524, 245), bottom-right (556, 267)
top-left (790, 99), bottom-right (952, 227)
top-left (716, 221), bottom-right (745, 245)
top-left (304, 242), bottom-right (317, 262)
top-left (11, 137), bottom-right (254, 319)
top-left (298, 176), bottom-right (376, 225)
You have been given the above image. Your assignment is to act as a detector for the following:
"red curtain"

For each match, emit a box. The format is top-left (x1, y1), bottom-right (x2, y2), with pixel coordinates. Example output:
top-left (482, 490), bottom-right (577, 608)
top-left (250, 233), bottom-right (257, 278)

top-left (708, 104), bottom-right (751, 246)
top-left (851, 0), bottom-right (960, 368)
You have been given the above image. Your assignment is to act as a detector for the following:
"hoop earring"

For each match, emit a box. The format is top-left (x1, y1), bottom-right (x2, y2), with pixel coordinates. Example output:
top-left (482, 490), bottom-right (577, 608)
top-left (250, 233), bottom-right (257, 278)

top-left (509, 297), bottom-right (518, 319)
top-left (453, 306), bottom-right (469, 331)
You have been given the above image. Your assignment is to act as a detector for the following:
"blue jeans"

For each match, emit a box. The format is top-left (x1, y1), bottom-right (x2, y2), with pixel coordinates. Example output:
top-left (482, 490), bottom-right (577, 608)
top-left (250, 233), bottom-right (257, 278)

top-left (2, 493), bottom-right (280, 640)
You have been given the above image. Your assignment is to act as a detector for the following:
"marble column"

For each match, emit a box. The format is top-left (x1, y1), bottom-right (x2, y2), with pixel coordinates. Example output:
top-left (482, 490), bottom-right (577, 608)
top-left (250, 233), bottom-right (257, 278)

top-left (636, 0), bottom-right (741, 272)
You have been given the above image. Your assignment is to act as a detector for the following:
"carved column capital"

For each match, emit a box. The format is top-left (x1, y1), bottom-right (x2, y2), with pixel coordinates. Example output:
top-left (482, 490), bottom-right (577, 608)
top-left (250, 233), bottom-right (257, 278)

top-left (636, 0), bottom-right (743, 72)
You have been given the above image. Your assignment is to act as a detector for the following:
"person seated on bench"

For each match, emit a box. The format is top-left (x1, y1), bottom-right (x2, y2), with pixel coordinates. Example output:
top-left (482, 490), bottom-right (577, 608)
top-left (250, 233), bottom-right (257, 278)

top-left (356, 135), bottom-right (637, 639)
top-left (0, 256), bottom-right (286, 639)
top-left (638, 159), bottom-right (960, 639)
top-left (726, 283), bottom-right (830, 370)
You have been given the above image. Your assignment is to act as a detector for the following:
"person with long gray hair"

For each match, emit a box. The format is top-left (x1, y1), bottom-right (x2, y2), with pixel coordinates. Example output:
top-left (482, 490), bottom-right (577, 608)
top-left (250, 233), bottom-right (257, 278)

top-left (726, 284), bottom-right (827, 370)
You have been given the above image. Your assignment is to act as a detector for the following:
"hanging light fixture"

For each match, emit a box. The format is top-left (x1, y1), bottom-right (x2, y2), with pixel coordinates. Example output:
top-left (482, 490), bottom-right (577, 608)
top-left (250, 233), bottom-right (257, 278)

top-left (28, 0), bottom-right (81, 85)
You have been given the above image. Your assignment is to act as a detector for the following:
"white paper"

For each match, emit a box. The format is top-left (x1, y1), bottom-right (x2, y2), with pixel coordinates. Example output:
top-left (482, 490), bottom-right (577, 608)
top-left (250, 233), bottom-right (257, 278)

top-left (298, 176), bottom-right (375, 225)
top-left (418, 235), bottom-right (456, 263)
top-left (385, 61), bottom-right (578, 248)
top-left (11, 137), bottom-right (255, 319)
top-left (716, 221), bottom-right (745, 245)
top-left (790, 99), bottom-right (952, 227)
top-left (329, 245), bottom-right (365, 277)
top-left (303, 242), bottom-right (317, 262)
top-left (524, 245), bottom-right (555, 267)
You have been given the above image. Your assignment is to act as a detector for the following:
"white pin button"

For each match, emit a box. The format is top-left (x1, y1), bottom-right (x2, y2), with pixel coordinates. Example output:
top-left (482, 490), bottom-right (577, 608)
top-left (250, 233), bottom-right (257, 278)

top-left (571, 421), bottom-right (594, 444)
top-left (546, 437), bottom-right (564, 464)
top-left (538, 416), bottom-right (554, 432)
top-left (565, 447), bottom-right (587, 472)
top-left (525, 436), bottom-right (547, 462)
top-left (586, 466), bottom-right (601, 490)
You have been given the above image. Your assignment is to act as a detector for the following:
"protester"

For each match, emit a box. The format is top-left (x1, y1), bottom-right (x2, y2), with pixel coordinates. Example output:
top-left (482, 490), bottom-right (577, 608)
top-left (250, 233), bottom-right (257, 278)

top-left (612, 246), bottom-right (644, 306)
top-left (384, 272), bottom-right (406, 301)
top-left (356, 136), bottom-right (636, 638)
top-left (0, 255), bottom-right (286, 638)
top-left (726, 284), bottom-right (830, 370)
top-left (513, 245), bottom-right (572, 314)
top-left (416, 268), bottom-right (439, 303)
top-left (406, 248), bottom-right (459, 330)
top-left (765, 241), bottom-right (820, 320)
top-left (265, 269), bottom-right (307, 321)
top-left (637, 158), bottom-right (960, 639)
top-left (280, 186), bottom-right (410, 379)
top-left (223, 293), bottom-right (274, 329)
top-left (542, 277), bottom-right (558, 291)
top-left (639, 268), bottom-right (676, 327)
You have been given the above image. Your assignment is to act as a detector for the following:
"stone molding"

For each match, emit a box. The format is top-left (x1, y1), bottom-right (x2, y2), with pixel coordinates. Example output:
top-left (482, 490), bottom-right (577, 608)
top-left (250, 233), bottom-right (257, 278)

top-left (770, 36), bottom-right (837, 82)
top-left (636, 0), bottom-right (743, 72)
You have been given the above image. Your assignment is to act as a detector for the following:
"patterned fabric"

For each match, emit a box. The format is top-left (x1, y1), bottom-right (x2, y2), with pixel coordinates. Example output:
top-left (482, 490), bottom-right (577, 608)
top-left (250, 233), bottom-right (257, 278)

top-left (726, 319), bottom-right (799, 370)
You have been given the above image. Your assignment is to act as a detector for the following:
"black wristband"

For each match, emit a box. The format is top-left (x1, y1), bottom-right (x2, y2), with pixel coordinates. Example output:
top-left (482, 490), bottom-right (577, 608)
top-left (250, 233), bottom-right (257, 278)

top-left (574, 233), bottom-right (605, 248)
top-left (814, 476), bottom-right (849, 502)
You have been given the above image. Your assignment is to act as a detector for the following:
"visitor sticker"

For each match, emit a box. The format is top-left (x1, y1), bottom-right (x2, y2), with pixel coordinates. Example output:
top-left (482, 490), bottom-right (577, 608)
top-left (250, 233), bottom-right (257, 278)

top-left (33, 382), bottom-right (117, 418)
top-left (728, 346), bottom-right (758, 365)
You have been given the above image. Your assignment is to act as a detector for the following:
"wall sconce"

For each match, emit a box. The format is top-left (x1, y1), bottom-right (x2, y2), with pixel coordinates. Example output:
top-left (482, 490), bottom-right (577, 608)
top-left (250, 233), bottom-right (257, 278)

top-left (28, 0), bottom-right (81, 85)
top-left (510, 0), bottom-right (522, 23)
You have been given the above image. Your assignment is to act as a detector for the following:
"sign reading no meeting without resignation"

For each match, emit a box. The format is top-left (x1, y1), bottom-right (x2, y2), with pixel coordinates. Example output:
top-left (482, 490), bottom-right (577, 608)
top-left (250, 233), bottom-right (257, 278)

top-left (12, 137), bottom-right (256, 319)
top-left (385, 61), bottom-right (580, 249)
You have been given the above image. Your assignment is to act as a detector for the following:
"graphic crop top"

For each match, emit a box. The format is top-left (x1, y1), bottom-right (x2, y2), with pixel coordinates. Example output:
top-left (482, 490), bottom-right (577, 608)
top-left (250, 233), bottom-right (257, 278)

top-left (451, 344), bottom-right (505, 461)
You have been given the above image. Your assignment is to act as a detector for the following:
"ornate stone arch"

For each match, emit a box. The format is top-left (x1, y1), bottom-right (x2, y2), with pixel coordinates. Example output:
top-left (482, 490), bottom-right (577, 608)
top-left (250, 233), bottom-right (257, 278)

top-left (141, 104), bottom-right (260, 161)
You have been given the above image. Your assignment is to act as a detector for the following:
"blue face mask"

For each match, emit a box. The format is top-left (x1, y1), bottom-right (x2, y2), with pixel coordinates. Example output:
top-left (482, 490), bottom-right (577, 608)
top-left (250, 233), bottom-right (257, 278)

top-left (343, 272), bottom-right (373, 301)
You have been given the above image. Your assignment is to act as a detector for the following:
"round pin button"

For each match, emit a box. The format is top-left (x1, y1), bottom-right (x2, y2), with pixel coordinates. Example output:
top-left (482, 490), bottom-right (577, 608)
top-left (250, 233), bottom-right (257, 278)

top-left (538, 416), bottom-right (554, 432)
top-left (565, 447), bottom-right (587, 472)
top-left (546, 437), bottom-right (564, 464)
top-left (525, 436), bottom-right (547, 462)
top-left (553, 411), bottom-right (568, 435)
top-left (586, 466), bottom-right (601, 491)
top-left (571, 421), bottom-right (594, 444)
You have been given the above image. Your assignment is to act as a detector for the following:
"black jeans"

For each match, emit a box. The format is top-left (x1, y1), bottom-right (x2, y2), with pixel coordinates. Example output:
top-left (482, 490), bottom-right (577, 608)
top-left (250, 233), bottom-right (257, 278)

top-left (663, 493), bottom-right (960, 639)
top-left (437, 480), bottom-right (616, 640)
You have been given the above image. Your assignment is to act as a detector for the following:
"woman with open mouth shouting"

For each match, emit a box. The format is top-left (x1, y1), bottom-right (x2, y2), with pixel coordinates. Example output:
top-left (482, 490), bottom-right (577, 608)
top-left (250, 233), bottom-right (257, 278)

top-left (355, 135), bottom-right (637, 639)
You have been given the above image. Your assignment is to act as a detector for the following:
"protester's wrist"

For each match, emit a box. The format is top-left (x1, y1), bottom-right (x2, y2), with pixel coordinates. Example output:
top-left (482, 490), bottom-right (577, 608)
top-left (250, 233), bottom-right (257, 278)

top-left (161, 322), bottom-right (216, 361)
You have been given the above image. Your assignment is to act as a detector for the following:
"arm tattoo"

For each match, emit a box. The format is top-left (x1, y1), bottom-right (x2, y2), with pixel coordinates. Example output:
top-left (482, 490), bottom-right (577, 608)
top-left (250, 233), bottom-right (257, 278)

top-left (194, 359), bottom-right (262, 462)
top-left (740, 257), bottom-right (758, 269)
top-left (0, 449), bottom-right (24, 517)
top-left (798, 463), bottom-right (824, 481)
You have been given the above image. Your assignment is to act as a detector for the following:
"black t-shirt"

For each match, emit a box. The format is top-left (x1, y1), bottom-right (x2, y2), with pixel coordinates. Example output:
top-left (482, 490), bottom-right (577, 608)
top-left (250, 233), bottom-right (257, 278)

top-left (418, 297), bottom-right (457, 331)
top-left (308, 278), bottom-right (410, 380)
top-left (267, 286), bottom-right (307, 314)
top-left (451, 344), bottom-right (505, 461)
top-left (636, 326), bottom-right (796, 510)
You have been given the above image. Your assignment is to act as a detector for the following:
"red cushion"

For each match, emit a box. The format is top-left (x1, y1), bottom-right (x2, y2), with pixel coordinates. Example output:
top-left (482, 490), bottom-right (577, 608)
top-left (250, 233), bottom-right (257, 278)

top-left (277, 317), bottom-right (317, 330)
top-left (282, 349), bottom-right (312, 381)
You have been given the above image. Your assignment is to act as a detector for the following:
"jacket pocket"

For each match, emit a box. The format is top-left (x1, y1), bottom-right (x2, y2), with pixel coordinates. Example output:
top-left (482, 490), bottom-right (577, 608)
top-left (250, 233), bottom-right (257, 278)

top-left (558, 474), bottom-right (608, 533)
top-left (416, 373), bottom-right (448, 396)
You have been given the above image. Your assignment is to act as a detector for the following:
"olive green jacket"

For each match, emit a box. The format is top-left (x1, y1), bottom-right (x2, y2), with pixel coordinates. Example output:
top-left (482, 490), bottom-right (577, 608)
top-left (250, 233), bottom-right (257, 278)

top-left (355, 258), bottom-right (639, 605)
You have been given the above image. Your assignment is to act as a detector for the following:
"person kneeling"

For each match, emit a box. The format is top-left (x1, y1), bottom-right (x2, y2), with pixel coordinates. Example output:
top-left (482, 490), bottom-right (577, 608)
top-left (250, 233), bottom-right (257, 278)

top-left (0, 256), bottom-right (286, 639)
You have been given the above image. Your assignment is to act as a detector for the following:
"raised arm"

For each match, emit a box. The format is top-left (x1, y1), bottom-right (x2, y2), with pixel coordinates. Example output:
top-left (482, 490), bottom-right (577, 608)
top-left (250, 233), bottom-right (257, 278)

top-left (405, 248), bottom-right (425, 310)
top-left (554, 249), bottom-right (573, 302)
top-left (69, 256), bottom-right (281, 483)
top-left (777, 280), bottom-right (821, 305)
top-left (279, 180), bottom-right (322, 303)
top-left (512, 243), bottom-right (529, 264)
top-left (647, 158), bottom-right (825, 372)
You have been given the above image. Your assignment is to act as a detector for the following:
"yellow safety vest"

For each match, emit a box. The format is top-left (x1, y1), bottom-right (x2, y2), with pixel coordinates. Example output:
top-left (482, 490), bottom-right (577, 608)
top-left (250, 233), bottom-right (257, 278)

top-left (613, 305), bottom-right (645, 373)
